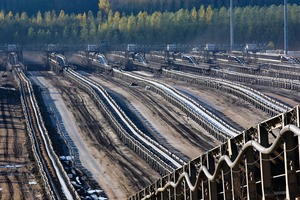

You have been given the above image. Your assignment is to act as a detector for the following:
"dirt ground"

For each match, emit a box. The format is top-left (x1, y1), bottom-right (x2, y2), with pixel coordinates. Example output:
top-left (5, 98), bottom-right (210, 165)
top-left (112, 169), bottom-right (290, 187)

top-left (44, 68), bottom-right (295, 198)
top-left (0, 71), bottom-right (43, 199)
top-left (4, 51), bottom-right (300, 199)
top-left (89, 73), bottom-right (221, 160)
top-left (35, 72), bottom-right (161, 199)
top-left (242, 83), bottom-right (300, 108)
top-left (156, 76), bottom-right (273, 129)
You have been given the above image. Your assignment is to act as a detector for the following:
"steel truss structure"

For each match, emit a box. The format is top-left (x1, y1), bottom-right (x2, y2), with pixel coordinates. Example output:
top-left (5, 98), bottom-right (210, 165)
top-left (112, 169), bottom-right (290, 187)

top-left (131, 105), bottom-right (300, 200)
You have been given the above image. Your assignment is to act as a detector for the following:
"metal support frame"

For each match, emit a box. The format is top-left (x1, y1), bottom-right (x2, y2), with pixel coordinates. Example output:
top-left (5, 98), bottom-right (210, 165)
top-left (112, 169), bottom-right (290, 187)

top-left (189, 163), bottom-right (198, 199)
top-left (222, 142), bottom-right (232, 199)
top-left (258, 124), bottom-right (272, 198)
top-left (173, 171), bottom-right (181, 200)
top-left (130, 106), bottom-right (300, 200)
top-left (284, 130), bottom-right (297, 199)
top-left (207, 154), bottom-right (217, 200)
top-left (230, 141), bottom-right (242, 199)
top-left (222, 164), bottom-right (232, 199)
top-left (245, 147), bottom-right (257, 199)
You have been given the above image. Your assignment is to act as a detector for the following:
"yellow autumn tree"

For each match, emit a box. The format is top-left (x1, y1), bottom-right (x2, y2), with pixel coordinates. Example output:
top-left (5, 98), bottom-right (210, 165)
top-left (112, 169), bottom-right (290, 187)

top-left (191, 7), bottom-right (197, 22)
top-left (99, 0), bottom-right (111, 15)
top-left (206, 5), bottom-right (213, 24)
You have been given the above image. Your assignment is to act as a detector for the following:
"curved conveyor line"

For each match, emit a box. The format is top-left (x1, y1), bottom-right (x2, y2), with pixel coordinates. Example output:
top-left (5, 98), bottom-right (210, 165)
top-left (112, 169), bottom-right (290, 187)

top-left (164, 69), bottom-right (291, 113)
top-left (20, 73), bottom-right (73, 200)
top-left (66, 69), bottom-right (184, 169)
top-left (116, 69), bottom-right (240, 137)
top-left (141, 124), bottom-right (300, 200)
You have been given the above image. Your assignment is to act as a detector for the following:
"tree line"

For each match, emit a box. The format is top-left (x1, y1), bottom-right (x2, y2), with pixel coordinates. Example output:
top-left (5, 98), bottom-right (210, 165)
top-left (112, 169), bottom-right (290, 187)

top-left (0, 4), bottom-right (299, 49)
top-left (106, 0), bottom-right (299, 15)
top-left (0, 0), bottom-right (298, 16)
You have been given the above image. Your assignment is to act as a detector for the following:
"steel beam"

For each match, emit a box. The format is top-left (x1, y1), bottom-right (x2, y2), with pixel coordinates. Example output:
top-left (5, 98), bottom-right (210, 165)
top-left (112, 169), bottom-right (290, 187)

top-left (189, 163), bottom-right (198, 200)
top-left (207, 154), bottom-right (217, 200)
top-left (245, 147), bottom-right (257, 199)
top-left (202, 180), bottom-right (209, 200)
top-left (284, 131), bottom-right (297, 199)
top-left (222, 165), bottom-right (232, 200)
top-left (258, 124), bottom-right (272, 198)
top-left (230, 141), bottom-right (242, 199)
top-left (173, 170), bottom-right (181, 200)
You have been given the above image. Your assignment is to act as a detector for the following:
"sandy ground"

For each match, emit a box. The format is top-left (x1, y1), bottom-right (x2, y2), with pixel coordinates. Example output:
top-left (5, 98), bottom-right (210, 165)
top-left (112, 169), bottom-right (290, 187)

top-left (0, 71), bottom-right (43, 199)
top-left (30, 72), bottom-right (160, 199)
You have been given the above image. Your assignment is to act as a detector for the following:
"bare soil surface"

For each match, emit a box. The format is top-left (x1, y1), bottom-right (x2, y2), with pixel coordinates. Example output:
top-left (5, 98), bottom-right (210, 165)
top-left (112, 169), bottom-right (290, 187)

top-left (25, 68), bottom-right (296, 199)
top-left (89, 73), bottom-right (221, 161)
top-left (154, 76), bottom-right (272, 130)
top-left (0, 71), bottom-right (43, 199)
top-left (18, 56), bottom-right (300, 199)
top-left (242, 83), bottom-right (300, 108)
top-left (35, 71), bottom-right (160, 199)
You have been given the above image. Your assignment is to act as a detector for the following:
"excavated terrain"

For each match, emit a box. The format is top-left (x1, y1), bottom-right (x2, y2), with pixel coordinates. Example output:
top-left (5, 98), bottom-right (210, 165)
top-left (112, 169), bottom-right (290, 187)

top-left (2, 51), bottom-right (299, 199)
top-left (0, 71), bottom-right (43, 200)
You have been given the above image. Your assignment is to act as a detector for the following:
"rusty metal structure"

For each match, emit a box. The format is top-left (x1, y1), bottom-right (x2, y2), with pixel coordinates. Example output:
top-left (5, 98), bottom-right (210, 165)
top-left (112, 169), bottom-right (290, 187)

top-left (130, 105), bottom-right (300, 199)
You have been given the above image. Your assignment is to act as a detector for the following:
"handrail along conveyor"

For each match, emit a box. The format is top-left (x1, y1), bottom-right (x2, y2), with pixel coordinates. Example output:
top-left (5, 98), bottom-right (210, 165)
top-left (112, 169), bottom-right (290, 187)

top-left (18, 70), bottom-right (75, 200)
top-left (64, 69), bottom-right (185, 173)
top-left (210, 68), bottom-right (300, 91)
top-left (114, 69), bottom-right (240, 139)
top-left (163, 69), bottom-right (291, 114)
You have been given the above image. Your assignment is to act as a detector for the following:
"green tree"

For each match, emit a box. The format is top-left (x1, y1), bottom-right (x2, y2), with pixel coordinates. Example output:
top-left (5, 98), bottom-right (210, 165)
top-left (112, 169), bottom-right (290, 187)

top-left (96, 11), bottom-right (103, 24)
top-left (20, 12), bottom-right (28, 21)
top-left (0, 11), bottom-right (5, 21)
top-left (118, 16), bottom-right (128, 32)
top-left (80, 26), bottom-right (89, 41)
top-left (63, 27), bottom-right (69, 40)
top-left (7, 11), bottom-right (13, 19)
top-left (71, 25), bottom-right (79, 42)
top-left (127, 14), bottom-right (136, 33)
top-left (199, 5), bottom-right (206, 23)
top-left (89, 22), bottom-right (97, 41)
top-left (267, 41), bottom-right (275, 49)
top-left (28, 27), bottom-right (36, 41)
top-left (36, 11), bottom-right (43, 25)
top-left (44, 11), bottom-right (51, 25)
top-left (113, 11), bottom-right (120, 30)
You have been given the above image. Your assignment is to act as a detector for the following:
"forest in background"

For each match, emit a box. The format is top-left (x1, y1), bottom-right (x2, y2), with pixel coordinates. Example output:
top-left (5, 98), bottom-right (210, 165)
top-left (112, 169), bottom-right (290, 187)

top-left (0, 0), bottom-right (298, 16)
top-left (0, 1), bottom-right (299, 49)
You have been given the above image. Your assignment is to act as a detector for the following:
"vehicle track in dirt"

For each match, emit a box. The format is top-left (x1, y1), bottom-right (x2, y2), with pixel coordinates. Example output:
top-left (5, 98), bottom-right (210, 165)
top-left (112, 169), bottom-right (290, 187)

top-left (89, 73), bottom-right (221, 160)
top-left (42, 72), bottom-right (161, 198)
top-left (0, 71), bottom-right (43, 200)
